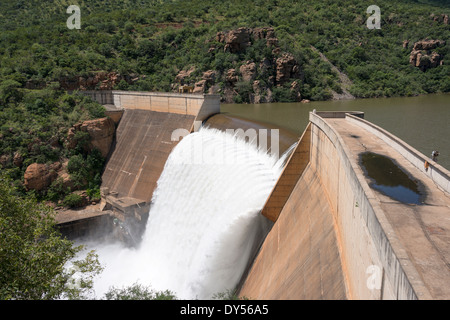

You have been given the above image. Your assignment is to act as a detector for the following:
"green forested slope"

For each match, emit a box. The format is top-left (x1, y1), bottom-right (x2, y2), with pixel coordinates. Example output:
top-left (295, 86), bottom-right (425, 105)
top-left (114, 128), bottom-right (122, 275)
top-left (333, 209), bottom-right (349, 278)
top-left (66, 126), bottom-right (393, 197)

top-left (0, 0), bottom-right (448, 99)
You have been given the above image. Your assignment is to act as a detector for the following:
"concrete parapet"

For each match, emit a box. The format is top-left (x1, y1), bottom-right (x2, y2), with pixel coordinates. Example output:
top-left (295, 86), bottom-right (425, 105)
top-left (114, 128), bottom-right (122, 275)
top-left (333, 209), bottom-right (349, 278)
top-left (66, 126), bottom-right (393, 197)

top-left (315, 110), bottom-right (364, 119)
top-left (110, 91), bottom-right (220, 123)
top-left (77, 90), bottom-right (220, 124)
top-left (345, 113), bottom-right (450, 194)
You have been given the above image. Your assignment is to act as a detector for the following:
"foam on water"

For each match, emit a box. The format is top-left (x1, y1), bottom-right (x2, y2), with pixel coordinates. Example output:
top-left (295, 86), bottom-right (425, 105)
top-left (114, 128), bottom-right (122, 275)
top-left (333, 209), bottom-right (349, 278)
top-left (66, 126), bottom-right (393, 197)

top-left (85, 127), bottom-right (292, 299)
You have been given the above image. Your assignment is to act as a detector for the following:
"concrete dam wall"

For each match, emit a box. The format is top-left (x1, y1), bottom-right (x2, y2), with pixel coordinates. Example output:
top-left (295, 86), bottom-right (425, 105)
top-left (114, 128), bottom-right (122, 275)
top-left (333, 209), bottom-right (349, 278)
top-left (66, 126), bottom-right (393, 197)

top-left (58, 92), bottom-right (220, 240)
top-left (100, 92), bottom-right (220, 213)
top-left (239, 111), bottom-right (450, 300)
top-left (61, 91), bottom-right (450, 299)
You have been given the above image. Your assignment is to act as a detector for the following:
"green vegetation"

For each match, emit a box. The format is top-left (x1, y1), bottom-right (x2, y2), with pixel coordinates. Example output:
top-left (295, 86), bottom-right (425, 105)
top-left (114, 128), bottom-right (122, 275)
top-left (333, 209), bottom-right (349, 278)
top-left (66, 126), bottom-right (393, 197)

top-left (0, 0), bottom-right (448, 101)
top-left (103, 283), bottom-right (177, 300)
top-left (0, 84), bottom-right (106, 202)
top-left (0, 173), bottom-right (103, 299)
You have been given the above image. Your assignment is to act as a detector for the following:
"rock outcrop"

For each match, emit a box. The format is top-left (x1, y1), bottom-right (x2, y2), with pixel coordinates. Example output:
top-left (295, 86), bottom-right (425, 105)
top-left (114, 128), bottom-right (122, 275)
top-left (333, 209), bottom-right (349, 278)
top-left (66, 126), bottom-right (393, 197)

top-left (225, 69), bottom-right (239, 84)
top-left (216, 27), bottom-right (252, 53)
top-left (215, 27), bottom-right (279, 53)
top-left (430, 13), bottom-right (449, 25)
top-left (409, 40), bottom-right (445, 71)
top-left (67, 117), bottom-right (115, 158)
top-left (275, 53), bottom-right (301, 85)
top-left (193, 70), bottom-right (217, 93)
top-left (239, 61), bottom-right (257, 82)
top-left (175, 27), bottom-right (308, 103)
top-left (24, 162), bottom-right (61, 191)
top-left (58, 71), bottom-right (138, 91)
top-left (175, 66), bottom-right (196, 85)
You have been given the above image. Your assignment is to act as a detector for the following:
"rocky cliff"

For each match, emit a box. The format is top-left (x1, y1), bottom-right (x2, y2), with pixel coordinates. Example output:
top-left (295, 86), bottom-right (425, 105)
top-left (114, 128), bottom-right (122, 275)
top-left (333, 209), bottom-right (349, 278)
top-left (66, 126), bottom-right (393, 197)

top-left (174, 27), bottom-right (308, 103)
top-left (409, 39), bottom-right (446, 72)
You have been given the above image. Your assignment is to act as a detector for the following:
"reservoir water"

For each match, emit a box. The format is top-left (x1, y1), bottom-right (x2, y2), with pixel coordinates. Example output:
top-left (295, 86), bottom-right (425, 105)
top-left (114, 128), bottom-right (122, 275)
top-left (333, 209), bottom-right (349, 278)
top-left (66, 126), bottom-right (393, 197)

top-left (222, 93), bottom-right (450, 170)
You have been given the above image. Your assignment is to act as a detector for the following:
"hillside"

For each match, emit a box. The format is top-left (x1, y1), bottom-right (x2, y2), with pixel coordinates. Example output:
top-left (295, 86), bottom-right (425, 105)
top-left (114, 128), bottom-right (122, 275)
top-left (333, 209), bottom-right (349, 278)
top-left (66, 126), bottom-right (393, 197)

top-left (0, 0), bottom-right (449, 102)
top-left (0, 0), bottom-right (449, 203)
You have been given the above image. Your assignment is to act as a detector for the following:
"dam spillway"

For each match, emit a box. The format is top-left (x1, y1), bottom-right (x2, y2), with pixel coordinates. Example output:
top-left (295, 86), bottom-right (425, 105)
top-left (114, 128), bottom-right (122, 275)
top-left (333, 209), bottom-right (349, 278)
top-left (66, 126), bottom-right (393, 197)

top-left (86, 125), bottom-right (292, 299)
top-left (58, 91), bottom-right (450, 300)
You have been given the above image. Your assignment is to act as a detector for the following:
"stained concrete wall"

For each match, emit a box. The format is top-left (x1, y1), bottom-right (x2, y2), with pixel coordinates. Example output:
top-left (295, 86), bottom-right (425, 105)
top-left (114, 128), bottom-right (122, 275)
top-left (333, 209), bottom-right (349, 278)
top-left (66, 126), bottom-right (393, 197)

top-left (240, 111), bottom-right (435, 300)
top-left (260, 123), bottom-right (311, 222)
top-left (101, 110), bottom-right (196, 203)
top-left (78, 90), bottom-right (220, 124)
top-left (239, 163), bottom-right (348, 299)
top-left (98, 92), bottom-right (220, 221)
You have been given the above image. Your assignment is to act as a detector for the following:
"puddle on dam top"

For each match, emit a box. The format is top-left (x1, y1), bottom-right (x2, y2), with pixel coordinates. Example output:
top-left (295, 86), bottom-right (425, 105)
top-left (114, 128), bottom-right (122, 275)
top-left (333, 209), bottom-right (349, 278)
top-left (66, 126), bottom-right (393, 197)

top-left (360, 152), bottom-right (424, 205)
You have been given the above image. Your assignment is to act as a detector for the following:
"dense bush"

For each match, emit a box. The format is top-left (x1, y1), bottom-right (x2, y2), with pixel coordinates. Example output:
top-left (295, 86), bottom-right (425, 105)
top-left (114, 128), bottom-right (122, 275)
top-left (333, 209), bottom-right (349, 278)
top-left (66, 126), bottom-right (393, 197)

top-left (0, 85), bottom-right (107, 201)
top-left (62, 193), bottom-right (84, 208)
top-left (0, 0), bottom-right (447, 102)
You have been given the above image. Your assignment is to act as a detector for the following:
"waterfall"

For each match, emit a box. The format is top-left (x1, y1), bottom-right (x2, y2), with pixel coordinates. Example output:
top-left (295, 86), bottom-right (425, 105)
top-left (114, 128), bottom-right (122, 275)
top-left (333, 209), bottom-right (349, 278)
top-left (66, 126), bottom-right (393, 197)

top-left (88, 127), bottom-right (293, 299)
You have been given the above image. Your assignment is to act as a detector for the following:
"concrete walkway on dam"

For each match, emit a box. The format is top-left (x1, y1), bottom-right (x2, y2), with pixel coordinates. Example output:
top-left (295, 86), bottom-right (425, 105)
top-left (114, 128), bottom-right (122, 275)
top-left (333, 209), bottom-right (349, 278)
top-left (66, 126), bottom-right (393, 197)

top-left (240, 111), bottom-right (450, 300)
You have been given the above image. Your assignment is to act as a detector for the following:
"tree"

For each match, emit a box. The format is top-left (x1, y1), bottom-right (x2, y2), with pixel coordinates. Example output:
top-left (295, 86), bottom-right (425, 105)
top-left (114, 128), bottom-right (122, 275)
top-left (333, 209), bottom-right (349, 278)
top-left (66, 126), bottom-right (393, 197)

top-left (0, 174), bottom-right (103, 300)
top-left (103, 283), bottom-right (177, 300)
top-left (0, 80), bottom-right (23, 106)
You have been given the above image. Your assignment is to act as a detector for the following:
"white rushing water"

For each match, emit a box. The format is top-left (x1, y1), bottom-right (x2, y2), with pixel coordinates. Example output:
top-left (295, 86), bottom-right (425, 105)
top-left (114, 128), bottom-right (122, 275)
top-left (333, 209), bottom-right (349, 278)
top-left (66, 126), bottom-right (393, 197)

top-left (86, 127), bottom-right (293, 299)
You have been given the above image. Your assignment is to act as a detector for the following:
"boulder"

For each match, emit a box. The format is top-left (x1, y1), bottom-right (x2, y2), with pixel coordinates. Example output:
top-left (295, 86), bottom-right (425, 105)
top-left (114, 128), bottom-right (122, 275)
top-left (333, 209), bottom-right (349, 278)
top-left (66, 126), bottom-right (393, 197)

top-left (175, 66), bottom-right (196, 84)
top-left (290, 81), bottom-right (302, 102)
top-left (275, 53), bottom-right (301, 85)
top-left (225, 69), bottom-right (239, 84)
top-left (13, 152), bottom-right (23, 167)
top-left (409, 40), bottom-right (445, 71)
top-left (216, 27), bottom-right (279, 54)
top-left (239, 61), bottom-right (257, 82)
top-left (193, 80), bottom-right (207, 93)
top-left (67, 117), bottom-right (115, 158)
top-left (202, 70), bottom-right (217, 83)
top-left (413, 39), bottom-right (445, 51)
top-left (24, 162), bottom-right (61, 191)
top-left (0, 154), bottom-right (10, 167)
top-left (222, 27), bottom-right (251, 53)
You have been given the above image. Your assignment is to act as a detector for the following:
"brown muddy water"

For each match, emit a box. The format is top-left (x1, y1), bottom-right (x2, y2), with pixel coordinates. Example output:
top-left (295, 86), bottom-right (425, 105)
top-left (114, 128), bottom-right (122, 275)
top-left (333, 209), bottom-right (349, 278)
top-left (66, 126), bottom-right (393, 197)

top-left (221, 93), bottom-right (450, 170)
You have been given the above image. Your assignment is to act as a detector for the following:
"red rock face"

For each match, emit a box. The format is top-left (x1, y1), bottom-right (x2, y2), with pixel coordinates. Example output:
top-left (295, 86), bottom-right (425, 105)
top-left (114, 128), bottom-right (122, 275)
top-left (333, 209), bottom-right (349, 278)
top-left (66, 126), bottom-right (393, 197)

top-left (409, 40), bottom-right (445, 72)
top-left (276, 53), bottom-right (301, 85)
top-left (24, 162), bottom-right (61, 191)
top-left (215, 27), bottom-right (279, 54)
top-left (67, 117), bottom-right (115, 158)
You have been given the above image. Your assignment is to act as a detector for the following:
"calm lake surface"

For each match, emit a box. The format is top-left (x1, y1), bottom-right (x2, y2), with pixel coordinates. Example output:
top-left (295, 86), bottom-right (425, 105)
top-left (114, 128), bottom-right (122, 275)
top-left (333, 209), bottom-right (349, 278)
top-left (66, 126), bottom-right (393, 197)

top-left (221, 93), bottom-right (450, 170)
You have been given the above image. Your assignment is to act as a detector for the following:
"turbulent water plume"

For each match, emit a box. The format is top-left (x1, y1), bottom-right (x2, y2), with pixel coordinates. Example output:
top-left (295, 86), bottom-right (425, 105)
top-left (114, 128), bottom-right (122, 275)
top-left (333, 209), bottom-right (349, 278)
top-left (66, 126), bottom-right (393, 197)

top-left (86, 127), bottom-right (293, 299)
